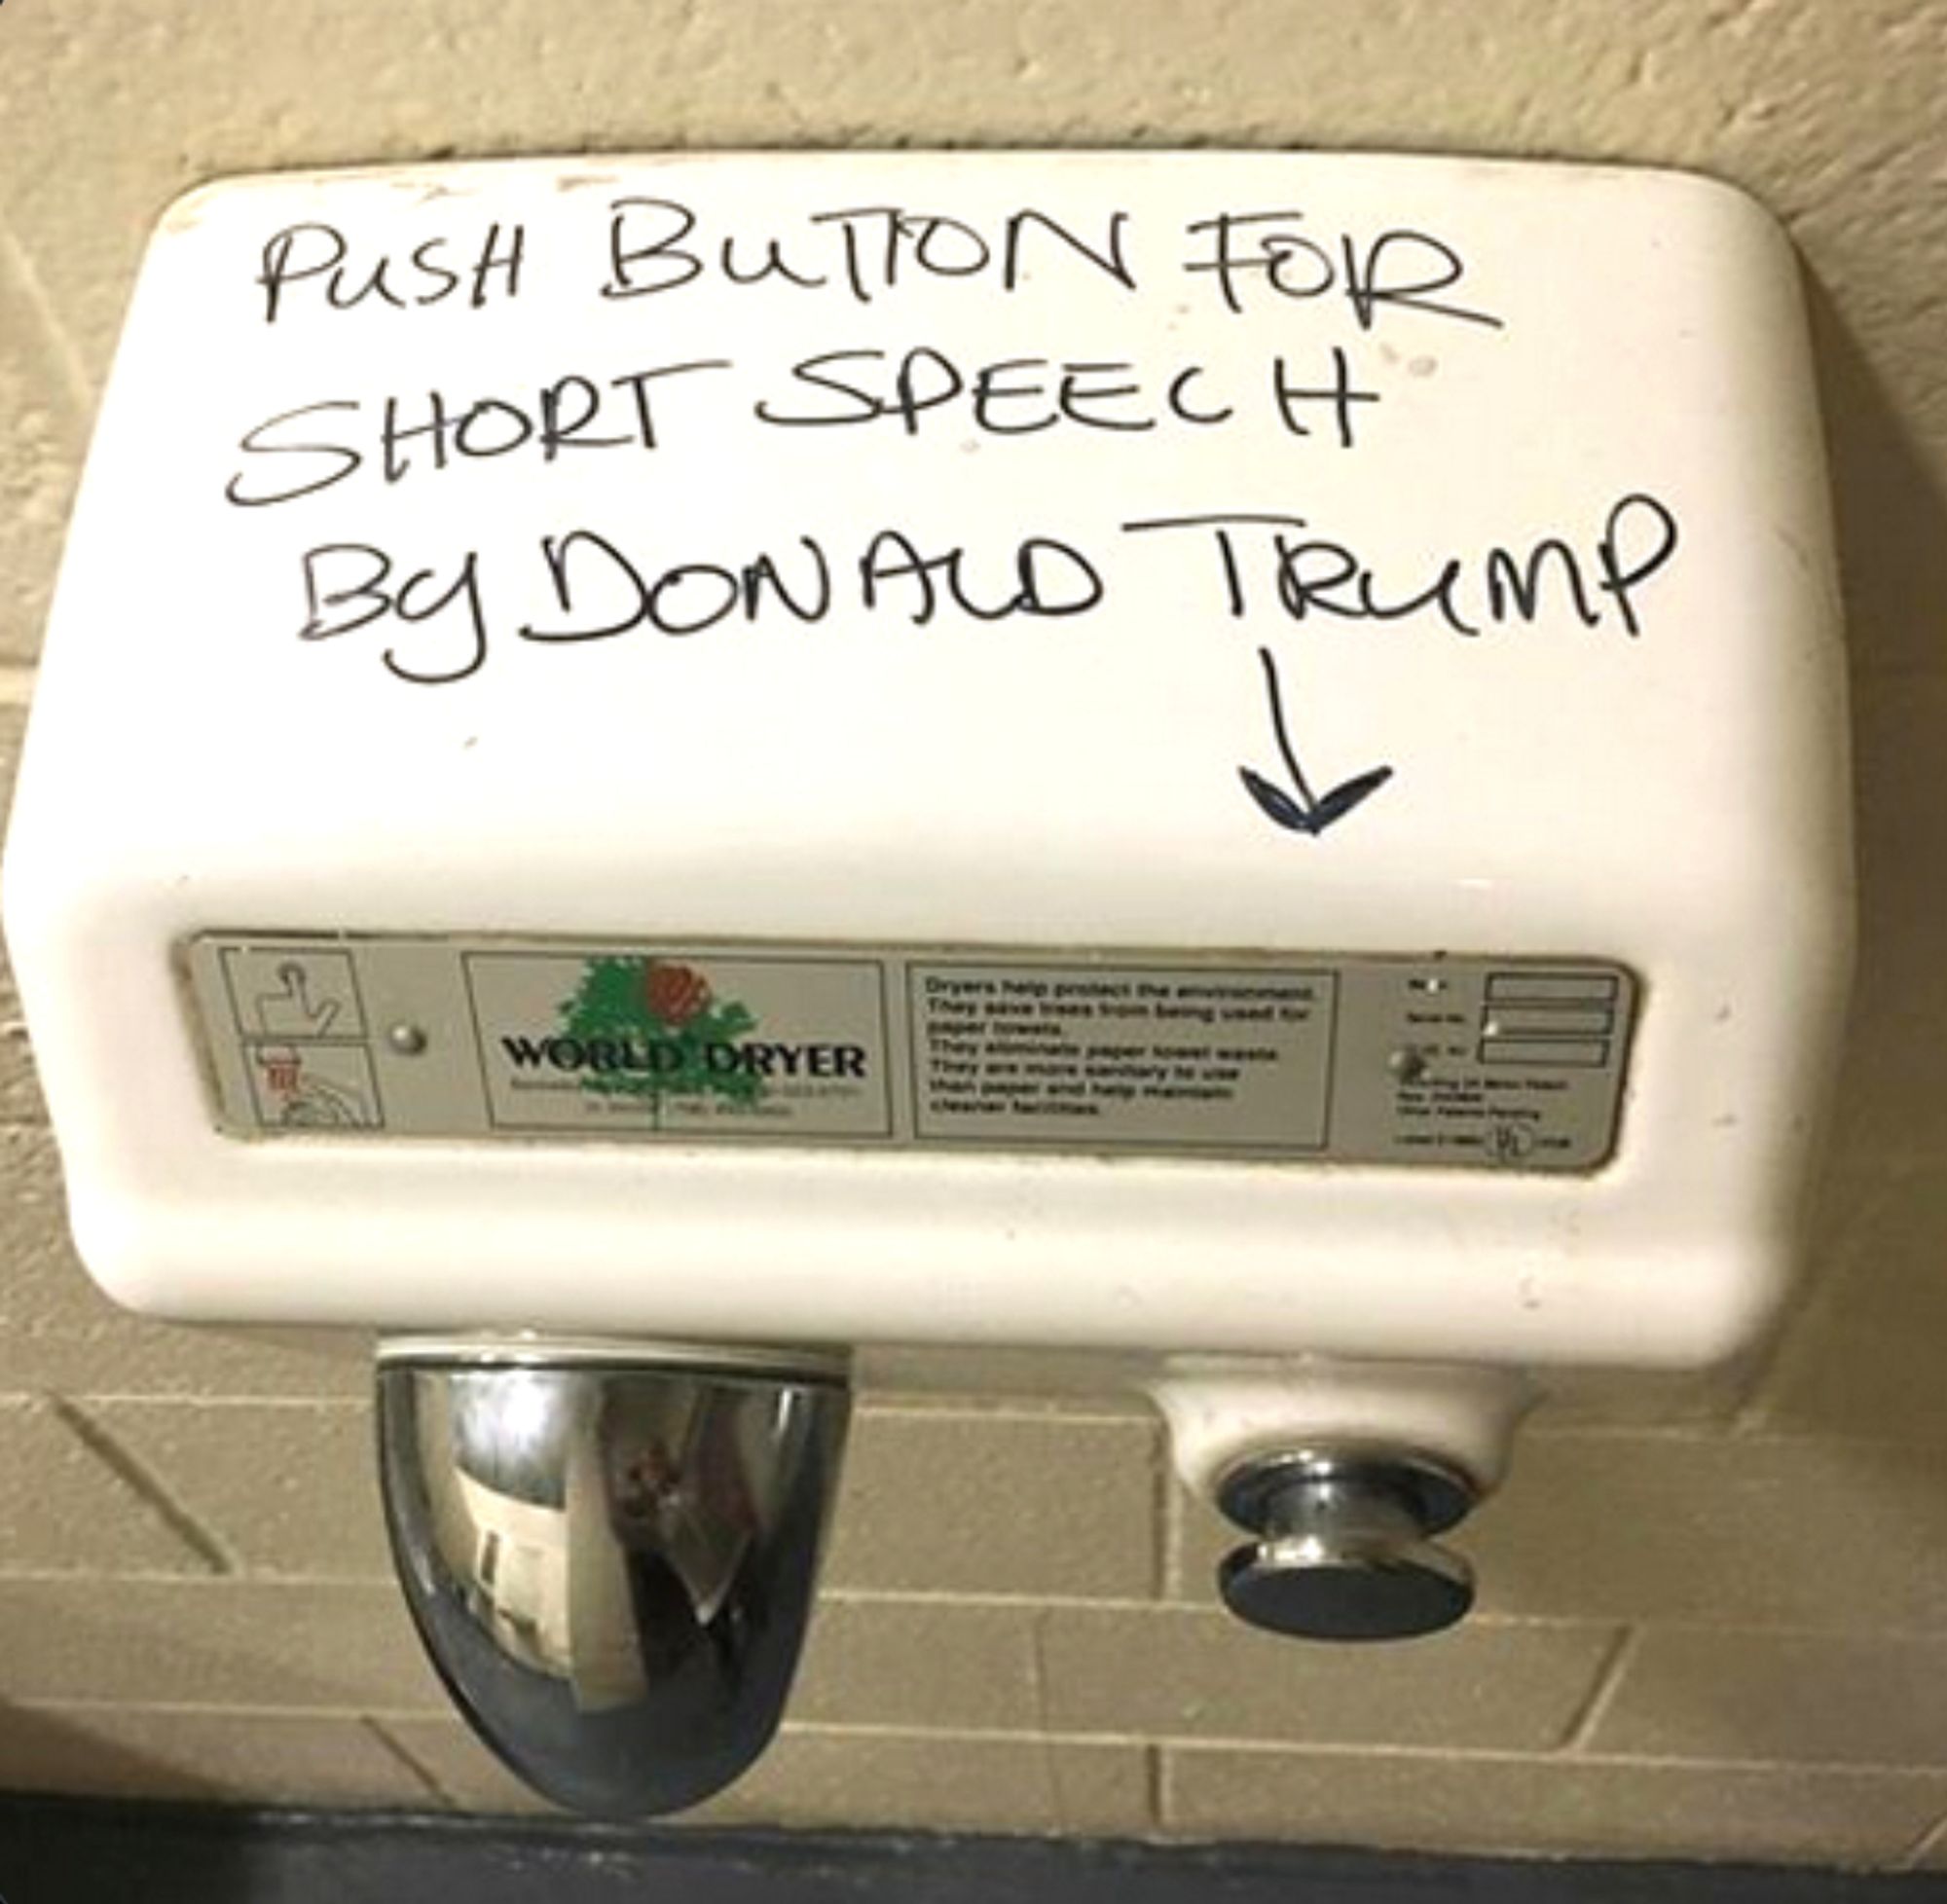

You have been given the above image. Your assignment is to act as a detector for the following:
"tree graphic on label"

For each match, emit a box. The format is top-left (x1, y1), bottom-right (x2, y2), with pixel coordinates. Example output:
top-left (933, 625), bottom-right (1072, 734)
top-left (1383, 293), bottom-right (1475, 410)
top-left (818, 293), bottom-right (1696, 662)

top-left (557, 958), bottom-right (763, 1106)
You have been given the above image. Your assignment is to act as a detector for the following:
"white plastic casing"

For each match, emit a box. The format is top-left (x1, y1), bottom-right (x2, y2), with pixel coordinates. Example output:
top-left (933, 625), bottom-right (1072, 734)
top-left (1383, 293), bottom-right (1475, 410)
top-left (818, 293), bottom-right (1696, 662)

top-left (2, 153), bottom-right (1851, 1373)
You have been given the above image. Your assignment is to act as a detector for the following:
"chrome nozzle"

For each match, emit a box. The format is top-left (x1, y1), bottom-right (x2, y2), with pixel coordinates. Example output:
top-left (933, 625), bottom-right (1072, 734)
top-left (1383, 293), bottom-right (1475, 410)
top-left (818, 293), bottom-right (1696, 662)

top-left (377, 1340), bottom-right (849, 1817)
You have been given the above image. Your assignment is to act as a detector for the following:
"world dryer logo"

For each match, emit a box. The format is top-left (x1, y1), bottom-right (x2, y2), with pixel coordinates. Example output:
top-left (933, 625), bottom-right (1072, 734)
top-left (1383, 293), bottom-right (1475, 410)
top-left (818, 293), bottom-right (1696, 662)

top-left (499, 957), bottom-right (765, 1107)
top-left (497, 956), bottom-right (871, 1111)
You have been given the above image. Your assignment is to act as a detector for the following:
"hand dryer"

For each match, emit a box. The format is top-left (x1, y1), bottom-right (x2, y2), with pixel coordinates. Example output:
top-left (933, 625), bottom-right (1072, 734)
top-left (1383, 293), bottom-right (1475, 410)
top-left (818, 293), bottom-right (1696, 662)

top-left (1, 151), bottom-right (1852, 1814)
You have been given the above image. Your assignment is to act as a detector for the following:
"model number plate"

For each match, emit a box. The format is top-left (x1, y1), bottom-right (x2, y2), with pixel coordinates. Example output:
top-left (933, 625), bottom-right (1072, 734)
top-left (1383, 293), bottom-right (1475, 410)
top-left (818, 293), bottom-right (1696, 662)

top-left (185, 934), bottom-right (1636, 1172)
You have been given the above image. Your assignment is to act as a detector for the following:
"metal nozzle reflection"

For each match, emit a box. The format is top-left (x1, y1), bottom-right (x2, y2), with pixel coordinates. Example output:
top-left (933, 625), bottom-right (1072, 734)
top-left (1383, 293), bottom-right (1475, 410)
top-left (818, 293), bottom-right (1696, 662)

top-left (377, 1345), bottom-right (849, 1817)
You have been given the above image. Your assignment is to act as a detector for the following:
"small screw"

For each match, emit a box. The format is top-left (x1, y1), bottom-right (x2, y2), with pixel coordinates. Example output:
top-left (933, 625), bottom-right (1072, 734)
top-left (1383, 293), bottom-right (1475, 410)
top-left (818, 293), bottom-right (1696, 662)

top-left (386, 1022), bottom-right (429, 1057)
top-left (1388, 1046), bottom-right (1429, 1084)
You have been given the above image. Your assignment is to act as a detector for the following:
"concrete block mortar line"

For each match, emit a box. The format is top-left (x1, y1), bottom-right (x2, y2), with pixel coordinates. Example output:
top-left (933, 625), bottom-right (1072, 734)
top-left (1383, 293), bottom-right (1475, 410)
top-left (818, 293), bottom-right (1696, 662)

top-left (1014, 1597), bottom-right (1156, 1833)
top-left (27, 1703), bottom-right (1947, 1784)
top-left (63, 1394), bottom-right (371, 1414)
top-left (1855, 653), bottom-right (1947, 683)
top-left (0, 216), bottom-right (94, 426)
top-left (488, 1584), bottom-right (1947, 1647)
top-left (47, 1396), bottom-right (236, 1577)
top-left (1729, 1158), bottom-right (1920, 1435)
top-left (1519, 1420), bottom-right (1754, 1446)
top-left (24, 1697), bottom-right (451, 1724)
top-left (1109, 1730), bottom-right (1923, 1778)
top-left (1553, 1626), bottom-right (1639, 1754)
top-left (1147, 1410), bottom-right (1173, 1603)
top-left (0, 1562), bottom-right (396, 1589)
top-left (1029, 1612), bottom-right (1052, 1726)
top-left (818, 1589), bottom-right (1623, 1634)
top-left (1152, 1736), bottom-right (1185, 1833)
top-left (0, 1568), bottom-right (1626, 1612)
top-left (790, 1721), bottom-right (1149, 1749)
top-left (20, 1557), bottom-right (1947, 1642)
top-left (822, 1587), bottom-right (1166, 1611)
top-left (858, 1397), bottom-right (1154, 1427)
top-left (24, 1704), bottom-right (1947, 1777)
top-left (1158, 1495), bottom-right (1188, 1609)
top-left (1893, 1800), bottom-right (1947, 1873)
top-left (359, 1715), bottom-right (463, 1811)
top-left (29, 1391), bottom-right (1143, 1423)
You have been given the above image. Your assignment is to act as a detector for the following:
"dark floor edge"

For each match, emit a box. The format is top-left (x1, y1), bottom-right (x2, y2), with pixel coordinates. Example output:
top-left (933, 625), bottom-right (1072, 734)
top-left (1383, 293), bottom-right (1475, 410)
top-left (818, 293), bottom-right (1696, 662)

top-left (0, 1791), bottom-right (1944, 1904)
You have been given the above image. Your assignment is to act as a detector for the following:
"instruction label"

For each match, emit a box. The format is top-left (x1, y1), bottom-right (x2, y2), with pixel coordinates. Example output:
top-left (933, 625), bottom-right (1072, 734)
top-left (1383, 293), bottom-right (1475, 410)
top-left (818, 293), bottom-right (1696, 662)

top-left (910, 963), bottom-right (1334, 1152)
top-left (185, 934), bottom-right (1636, 1172)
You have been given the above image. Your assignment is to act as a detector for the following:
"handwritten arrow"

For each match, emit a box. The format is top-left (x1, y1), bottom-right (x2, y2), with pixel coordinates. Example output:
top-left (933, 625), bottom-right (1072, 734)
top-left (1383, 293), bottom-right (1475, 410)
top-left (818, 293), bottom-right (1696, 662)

top-left (1238, 645), bottom-right (1393, 837)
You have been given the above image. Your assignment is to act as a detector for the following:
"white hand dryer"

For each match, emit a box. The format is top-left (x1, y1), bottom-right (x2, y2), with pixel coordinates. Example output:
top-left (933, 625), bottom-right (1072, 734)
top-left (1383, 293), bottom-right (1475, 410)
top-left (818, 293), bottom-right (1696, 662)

top-left (2, 151), bottom-right (1852, 1814)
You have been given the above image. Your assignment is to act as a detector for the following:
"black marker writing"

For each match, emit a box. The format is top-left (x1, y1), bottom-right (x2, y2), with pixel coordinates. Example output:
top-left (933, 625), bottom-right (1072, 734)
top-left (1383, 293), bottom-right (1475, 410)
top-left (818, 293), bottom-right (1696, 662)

top-left (602, 198), bottom-right (705, 299)
top-left (298, 543), bottom-right (488, 684)
top-left (232, 348), bottom-right (1326, 508)
top-left (858, 531), bottom-right (1104, 623)
top-left (258, 221), bottom-right (525, 324)
top-left (1594, 494), bottom-right (1681, 637)
top-left (226, 363), bottom-right (732, 504)
top-left (600, 198), bottom-right (1135, 306)
top-left (1270, 347), bottom-right (1380, 448)
top-left (1182, 209), bottom-right (1502, 330)
top-left (1120, 492), bottom-right (1678, 636)
top-left (295, 527), bottom-right (1114, 678)
top-left (721, 232), bottom-right (829, 291)
top-left (1238, 645), bottom-right (1394, 837)
top-left (287, 497), bottom-right (1678, 690)
top-left (522, 530), bottom-right (837, 641)
top-left (227, 399), bottom-right (364, 507)
top-left (753, 347), bottom-right (1222, 437)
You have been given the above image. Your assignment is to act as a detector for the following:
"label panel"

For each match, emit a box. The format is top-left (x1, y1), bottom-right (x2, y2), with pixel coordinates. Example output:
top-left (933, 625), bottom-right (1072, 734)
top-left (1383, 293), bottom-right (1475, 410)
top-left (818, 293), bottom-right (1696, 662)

top-left (184, 935), bottom-right (1637, 1172)
top-left (909, 963), bottom-right (1337, 1153)
top-left (466, 949), bottom-right (891, 1139)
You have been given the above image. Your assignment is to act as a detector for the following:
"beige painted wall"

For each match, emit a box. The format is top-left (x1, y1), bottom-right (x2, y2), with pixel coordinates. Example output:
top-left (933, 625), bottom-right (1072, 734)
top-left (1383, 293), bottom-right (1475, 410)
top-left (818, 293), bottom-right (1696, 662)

top-left (3, 0), bottom-right (1947, 1870)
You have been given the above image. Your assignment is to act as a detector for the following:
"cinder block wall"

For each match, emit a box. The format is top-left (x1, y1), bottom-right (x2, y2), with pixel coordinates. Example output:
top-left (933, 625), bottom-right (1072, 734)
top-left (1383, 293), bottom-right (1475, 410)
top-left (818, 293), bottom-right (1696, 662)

top-left (3, 0), bottom-right (1947, 1870)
